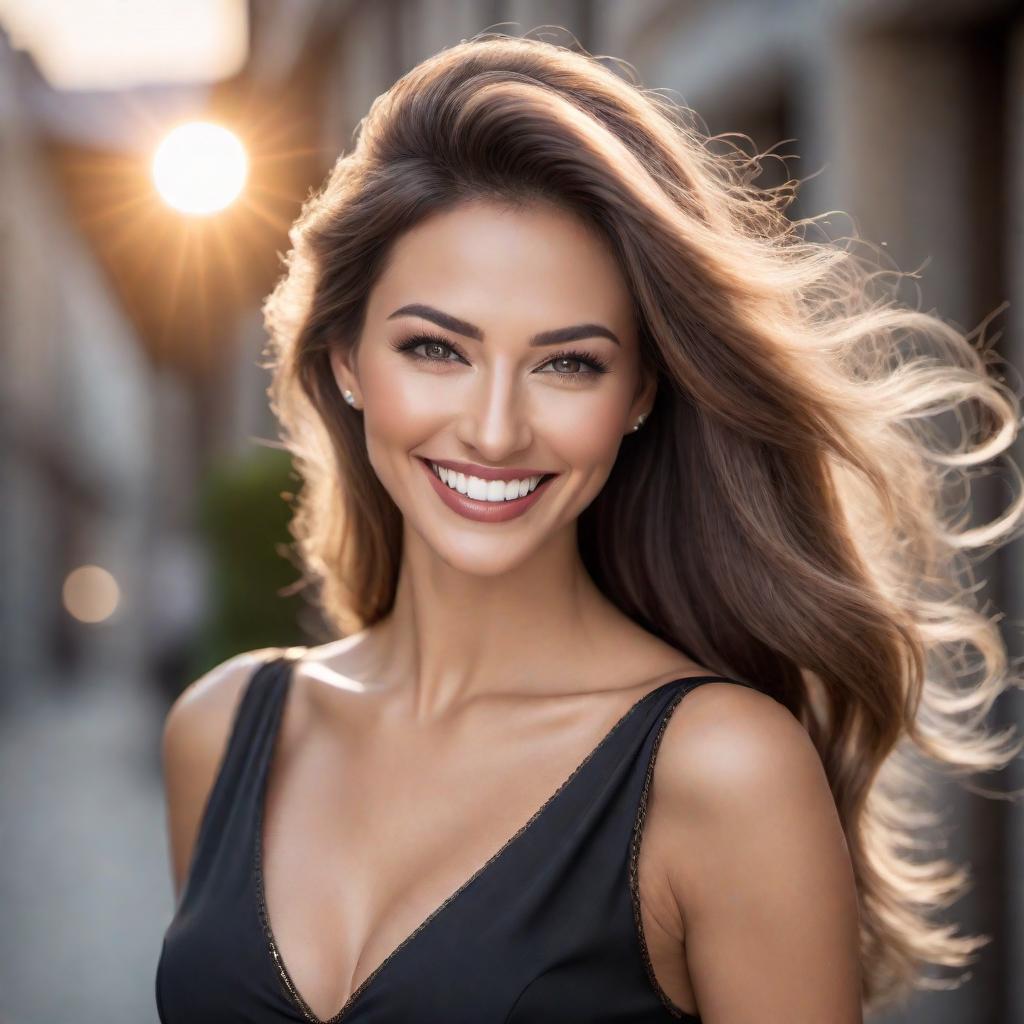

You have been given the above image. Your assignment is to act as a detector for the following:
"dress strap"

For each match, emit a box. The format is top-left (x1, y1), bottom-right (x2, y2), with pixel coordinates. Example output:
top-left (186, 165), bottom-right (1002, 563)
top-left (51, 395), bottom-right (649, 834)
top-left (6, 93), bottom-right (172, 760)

top-left (626, 673), bottom-right (763, 1016)
top-left (178, 650), bottom-right (301, 904)
top-left (209, 652), bottom-right (298, 807)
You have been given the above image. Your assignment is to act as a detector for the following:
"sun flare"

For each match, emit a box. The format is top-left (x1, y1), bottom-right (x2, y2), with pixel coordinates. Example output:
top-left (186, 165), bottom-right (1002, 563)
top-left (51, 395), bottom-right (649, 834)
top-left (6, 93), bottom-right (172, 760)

top-left (152, 121), bottom-right (248, 215)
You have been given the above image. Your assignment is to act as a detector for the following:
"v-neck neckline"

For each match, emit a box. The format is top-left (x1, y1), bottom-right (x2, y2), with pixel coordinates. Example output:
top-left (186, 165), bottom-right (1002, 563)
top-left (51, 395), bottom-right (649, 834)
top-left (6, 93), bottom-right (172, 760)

top-left (251, 655), bottom-right (722, 1024)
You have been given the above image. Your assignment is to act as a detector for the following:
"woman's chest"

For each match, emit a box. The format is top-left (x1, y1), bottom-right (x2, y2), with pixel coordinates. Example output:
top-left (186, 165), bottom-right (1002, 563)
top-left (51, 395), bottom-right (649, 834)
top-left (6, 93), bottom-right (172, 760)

top-left (257, 693), bottom-right (680, 1020)
top-left (156, 657), bottom-right (704, 1023)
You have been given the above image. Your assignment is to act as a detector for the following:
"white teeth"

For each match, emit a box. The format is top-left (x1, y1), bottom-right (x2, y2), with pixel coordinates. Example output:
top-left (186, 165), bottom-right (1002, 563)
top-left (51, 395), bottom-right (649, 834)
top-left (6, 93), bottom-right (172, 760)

top-left (431, 463), bottom-right (544, 502)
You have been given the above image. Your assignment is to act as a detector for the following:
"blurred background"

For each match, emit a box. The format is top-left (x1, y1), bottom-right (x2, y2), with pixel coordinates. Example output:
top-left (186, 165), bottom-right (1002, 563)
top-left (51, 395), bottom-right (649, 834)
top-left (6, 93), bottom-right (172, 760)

top-left (0, 1), bottom-right (1021, 1022)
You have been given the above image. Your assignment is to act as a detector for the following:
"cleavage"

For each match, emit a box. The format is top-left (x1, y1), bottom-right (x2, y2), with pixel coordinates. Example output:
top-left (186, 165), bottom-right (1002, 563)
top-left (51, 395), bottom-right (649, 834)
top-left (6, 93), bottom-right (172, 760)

top-left (258, 682), bottom-right (625, 1020)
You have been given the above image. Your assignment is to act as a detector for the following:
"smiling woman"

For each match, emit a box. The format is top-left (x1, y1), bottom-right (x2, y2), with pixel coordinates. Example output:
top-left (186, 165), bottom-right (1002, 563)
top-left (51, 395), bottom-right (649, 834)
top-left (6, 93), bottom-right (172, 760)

top-left (314, 195), bottom-right (656, 564)
top-left (155, 29), bottom-right (1022, 1024)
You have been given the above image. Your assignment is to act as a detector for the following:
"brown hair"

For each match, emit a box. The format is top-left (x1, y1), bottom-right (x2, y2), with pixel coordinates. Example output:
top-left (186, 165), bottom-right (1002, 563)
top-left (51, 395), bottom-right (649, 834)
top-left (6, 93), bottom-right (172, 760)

top-left (261, 30), bottom-right (1024, 1015)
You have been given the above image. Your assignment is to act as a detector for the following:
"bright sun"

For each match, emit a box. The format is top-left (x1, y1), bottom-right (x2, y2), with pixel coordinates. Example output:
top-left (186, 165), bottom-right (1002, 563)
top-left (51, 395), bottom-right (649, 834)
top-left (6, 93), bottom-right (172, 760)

top-left (152, 121), bottom-right (248, 215)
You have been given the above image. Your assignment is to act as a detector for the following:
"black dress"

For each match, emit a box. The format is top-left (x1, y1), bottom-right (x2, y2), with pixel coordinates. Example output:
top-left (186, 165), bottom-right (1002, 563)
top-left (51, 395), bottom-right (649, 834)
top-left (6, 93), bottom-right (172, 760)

top-left (156, 650), bottom-right (761, 1022)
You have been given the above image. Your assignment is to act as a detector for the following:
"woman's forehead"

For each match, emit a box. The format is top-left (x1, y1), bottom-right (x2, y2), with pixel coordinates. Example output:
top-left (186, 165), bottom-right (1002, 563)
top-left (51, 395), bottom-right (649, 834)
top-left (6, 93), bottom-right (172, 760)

top-left (370, 201), bottom-right (635, 336)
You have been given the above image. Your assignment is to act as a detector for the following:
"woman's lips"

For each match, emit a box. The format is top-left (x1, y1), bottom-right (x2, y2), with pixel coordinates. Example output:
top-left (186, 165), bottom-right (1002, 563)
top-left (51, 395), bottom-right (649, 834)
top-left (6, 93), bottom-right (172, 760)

top-left (417, 457), bottom-right (557, 523)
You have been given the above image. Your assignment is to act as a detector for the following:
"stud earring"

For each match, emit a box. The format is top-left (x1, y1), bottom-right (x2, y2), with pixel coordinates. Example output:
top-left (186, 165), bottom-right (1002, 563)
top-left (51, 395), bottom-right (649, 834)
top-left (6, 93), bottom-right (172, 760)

top-left (343, 389), bottom-right (357, 407)
top-left (632, 413), bottom-right (647, 432)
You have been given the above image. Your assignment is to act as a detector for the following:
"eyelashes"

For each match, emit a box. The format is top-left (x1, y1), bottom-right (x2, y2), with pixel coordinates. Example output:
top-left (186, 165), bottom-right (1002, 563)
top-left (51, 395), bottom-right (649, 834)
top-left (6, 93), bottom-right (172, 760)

top-left (389, 331), bottom-right (611, 382)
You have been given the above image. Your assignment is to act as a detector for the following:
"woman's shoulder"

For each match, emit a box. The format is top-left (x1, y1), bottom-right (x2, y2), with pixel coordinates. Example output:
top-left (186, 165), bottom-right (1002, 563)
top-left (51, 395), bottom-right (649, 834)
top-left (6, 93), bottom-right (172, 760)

top-left (163, 647), bottom-right (286, 753)
top-left (645, 680), bottom-right (860, 1017)
top-left (653, 679), bottom-right (816, 808)
top-left (646, 678), bottom-right (845, 916)
top-left (161, 646), bottom-right (287, 898)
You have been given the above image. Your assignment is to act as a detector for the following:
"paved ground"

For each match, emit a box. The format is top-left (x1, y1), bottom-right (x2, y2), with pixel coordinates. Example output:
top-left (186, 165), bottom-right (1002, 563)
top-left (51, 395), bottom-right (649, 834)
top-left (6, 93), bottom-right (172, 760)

top-left (0, 672), bottom-right (173, 1024)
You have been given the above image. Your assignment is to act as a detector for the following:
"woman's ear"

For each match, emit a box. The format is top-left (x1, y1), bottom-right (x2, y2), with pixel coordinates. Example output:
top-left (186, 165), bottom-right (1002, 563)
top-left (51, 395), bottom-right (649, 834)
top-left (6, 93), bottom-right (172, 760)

top-left (328, 341), bottom-right (360, 405)
top-left (628, 365), bottom-right (658, 430)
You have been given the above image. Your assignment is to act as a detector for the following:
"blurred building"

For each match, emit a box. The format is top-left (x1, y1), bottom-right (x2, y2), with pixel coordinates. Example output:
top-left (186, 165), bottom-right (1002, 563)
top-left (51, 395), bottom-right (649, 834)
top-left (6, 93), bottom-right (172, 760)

top-left (0, 25), bottom-right (163, 695)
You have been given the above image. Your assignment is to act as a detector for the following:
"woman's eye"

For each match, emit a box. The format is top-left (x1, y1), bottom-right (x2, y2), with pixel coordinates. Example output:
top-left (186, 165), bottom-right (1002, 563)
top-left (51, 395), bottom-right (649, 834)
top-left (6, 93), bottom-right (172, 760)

top-left (417, 339), bottom-right (460, 361)
top-left (544, 356), bottom-right (586, 376)
top-left (537, 351), bottom-right (610, 380)
top-left (394, 334), bottom-right (466, 363)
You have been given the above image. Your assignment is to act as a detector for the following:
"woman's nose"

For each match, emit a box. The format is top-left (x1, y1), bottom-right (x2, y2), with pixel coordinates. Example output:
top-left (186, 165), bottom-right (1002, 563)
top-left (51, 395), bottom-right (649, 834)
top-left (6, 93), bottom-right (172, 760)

top-left (456, 372), bottom-right (532, 459)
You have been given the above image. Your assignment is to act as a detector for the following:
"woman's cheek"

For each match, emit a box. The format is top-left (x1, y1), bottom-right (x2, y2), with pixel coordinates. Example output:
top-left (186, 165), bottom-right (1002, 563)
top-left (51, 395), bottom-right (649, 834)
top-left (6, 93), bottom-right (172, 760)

top-left (545, 389), bottom-right (629, 469)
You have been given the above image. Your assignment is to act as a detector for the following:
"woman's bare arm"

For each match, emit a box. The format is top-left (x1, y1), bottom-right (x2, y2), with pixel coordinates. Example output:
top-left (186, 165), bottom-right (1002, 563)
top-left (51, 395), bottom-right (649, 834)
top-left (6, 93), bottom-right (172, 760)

top-left (652, 682), bottom-right (863, 1023)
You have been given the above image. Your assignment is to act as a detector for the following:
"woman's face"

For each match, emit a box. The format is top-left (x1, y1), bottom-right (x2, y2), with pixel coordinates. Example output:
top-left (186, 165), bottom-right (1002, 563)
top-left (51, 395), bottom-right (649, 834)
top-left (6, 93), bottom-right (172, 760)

top-left (330, 198), bottom-right (655, 576)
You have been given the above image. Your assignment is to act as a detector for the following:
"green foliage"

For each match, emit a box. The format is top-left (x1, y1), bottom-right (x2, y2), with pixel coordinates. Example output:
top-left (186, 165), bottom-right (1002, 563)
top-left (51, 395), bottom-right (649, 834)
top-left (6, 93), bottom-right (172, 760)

top-left (188, 446), bottom-right (309, 678)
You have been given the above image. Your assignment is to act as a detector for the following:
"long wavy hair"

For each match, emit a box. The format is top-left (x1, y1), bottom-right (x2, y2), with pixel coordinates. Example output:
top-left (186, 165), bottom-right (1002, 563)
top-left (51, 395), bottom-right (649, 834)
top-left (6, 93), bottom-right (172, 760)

top-left (261, 30), bottom-right (1024, 1016)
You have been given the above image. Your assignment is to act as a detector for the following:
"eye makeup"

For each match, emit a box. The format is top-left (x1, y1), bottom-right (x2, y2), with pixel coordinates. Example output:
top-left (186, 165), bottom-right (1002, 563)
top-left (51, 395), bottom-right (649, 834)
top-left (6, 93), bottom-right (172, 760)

top-left (389, 331), bottom-right (611, 383)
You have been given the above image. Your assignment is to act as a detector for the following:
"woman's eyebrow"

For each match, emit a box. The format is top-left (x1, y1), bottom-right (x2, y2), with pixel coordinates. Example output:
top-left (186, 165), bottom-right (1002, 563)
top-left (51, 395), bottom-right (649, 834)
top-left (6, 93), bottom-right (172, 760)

top-left (386, 303), bottom-right (620, 347)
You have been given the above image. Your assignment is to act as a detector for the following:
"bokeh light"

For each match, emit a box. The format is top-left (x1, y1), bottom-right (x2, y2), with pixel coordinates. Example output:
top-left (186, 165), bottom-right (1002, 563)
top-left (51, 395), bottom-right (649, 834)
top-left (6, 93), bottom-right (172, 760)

top-left (152, 121), bottom-right (248, 215)
top-left (62, 565), bottom-right (121, 624)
